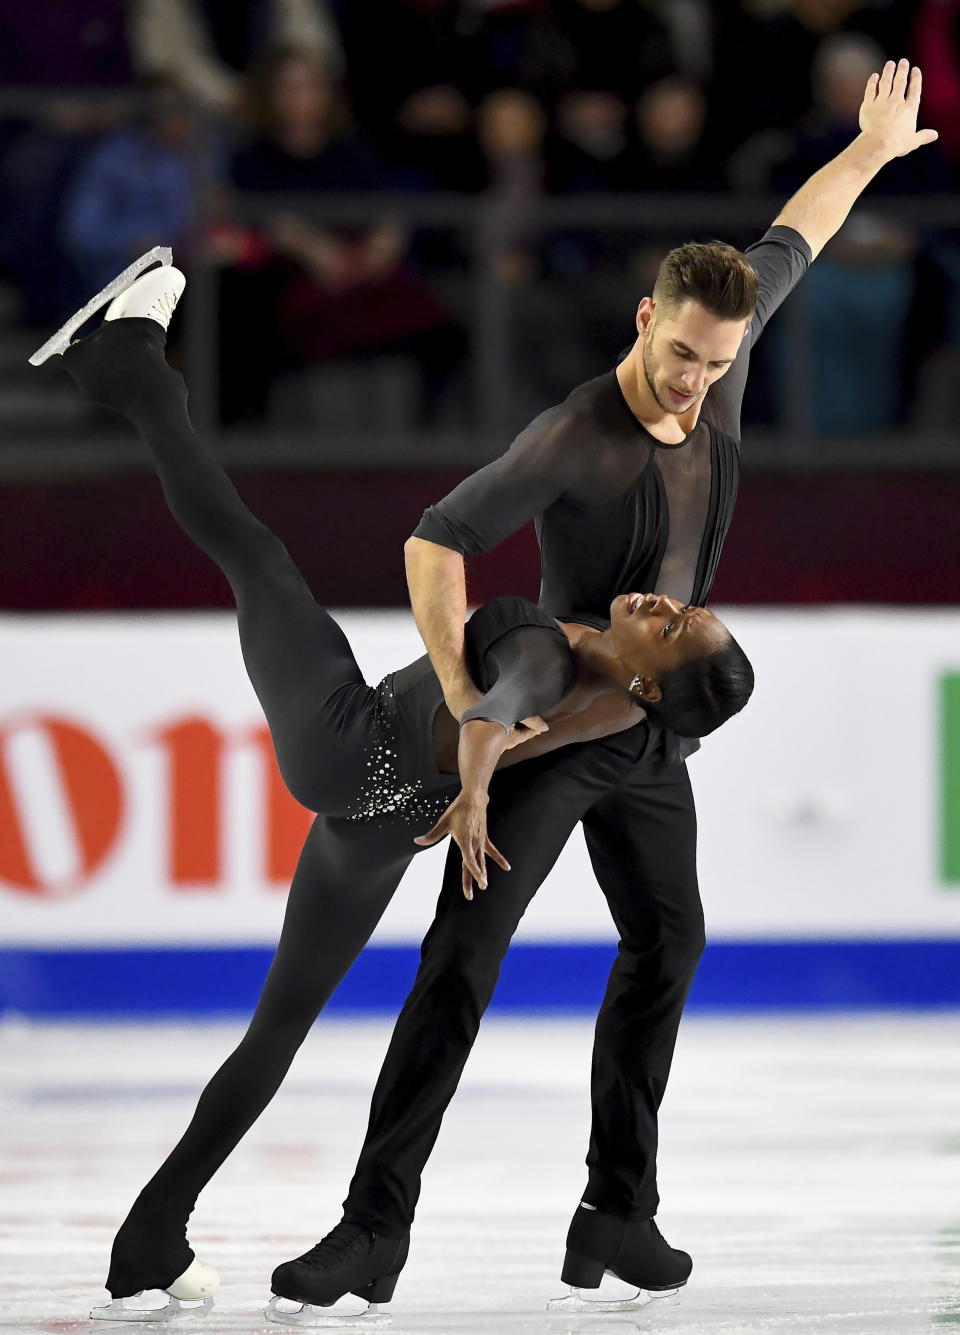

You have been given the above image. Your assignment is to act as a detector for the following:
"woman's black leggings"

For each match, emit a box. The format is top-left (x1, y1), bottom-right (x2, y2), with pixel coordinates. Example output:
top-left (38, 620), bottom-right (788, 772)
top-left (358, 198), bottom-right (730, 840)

top-left (62, 320), bottom-right (424, 1297)
top-left (64, 318), bottom-right (377, 814)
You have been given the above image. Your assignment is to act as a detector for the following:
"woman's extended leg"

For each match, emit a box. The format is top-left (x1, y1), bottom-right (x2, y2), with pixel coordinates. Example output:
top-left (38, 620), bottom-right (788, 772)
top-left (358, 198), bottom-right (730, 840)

top-left (105, 814), bottom-right (418, 1299)
top-left (61, 316), bottom-right (367, 809)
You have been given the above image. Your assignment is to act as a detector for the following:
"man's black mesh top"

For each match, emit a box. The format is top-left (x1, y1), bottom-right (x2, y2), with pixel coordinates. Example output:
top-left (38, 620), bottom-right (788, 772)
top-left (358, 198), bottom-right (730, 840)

top-left (413, 226), bottom-right (812, 627)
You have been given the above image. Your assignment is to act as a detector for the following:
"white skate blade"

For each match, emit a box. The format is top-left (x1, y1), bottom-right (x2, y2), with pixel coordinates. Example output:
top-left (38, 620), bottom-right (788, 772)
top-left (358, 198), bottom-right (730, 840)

top-left (546, 1280), bottom-right (681, 1314)
top-left (90, 1292), bottom-right (213, 1321)
top-left (265, 1295), bottom-right (390, 1328)
top-left (28, 246), bottom-right (173, 366)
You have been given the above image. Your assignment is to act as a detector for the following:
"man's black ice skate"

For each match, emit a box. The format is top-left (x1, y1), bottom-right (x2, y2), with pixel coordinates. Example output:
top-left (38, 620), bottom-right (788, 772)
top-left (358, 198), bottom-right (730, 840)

top-left (266, 1220), bottom-right (408, 1328)
top-left (546, 1204), bottom-right (691, 1314)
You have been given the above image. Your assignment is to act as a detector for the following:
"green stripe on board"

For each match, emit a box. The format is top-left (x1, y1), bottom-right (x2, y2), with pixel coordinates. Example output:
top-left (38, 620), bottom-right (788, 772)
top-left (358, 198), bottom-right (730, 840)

top-left (941, 673), bottom-right (960, 885)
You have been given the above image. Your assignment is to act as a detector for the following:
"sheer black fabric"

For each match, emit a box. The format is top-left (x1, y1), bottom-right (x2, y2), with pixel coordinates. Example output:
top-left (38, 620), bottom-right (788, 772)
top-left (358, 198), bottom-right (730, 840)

top-left (461, 596), bottom-right (576, 731)
top-left (414, 226), bottom-right (811, 618)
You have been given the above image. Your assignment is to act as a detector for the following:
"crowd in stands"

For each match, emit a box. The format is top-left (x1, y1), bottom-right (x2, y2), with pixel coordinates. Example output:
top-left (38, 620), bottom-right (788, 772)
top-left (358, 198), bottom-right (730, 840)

top-left (0, 0), bottom-right (958, 438)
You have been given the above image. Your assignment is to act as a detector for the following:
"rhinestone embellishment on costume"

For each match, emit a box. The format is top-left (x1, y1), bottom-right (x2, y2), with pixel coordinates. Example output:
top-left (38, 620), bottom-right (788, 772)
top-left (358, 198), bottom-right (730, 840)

top-left (347, 687), bottom-right (453, 826)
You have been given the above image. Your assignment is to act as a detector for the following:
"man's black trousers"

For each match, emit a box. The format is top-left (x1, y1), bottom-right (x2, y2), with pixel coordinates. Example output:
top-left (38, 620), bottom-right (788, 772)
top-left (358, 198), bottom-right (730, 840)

top-left (343, 720), bottom-right (705, 1233)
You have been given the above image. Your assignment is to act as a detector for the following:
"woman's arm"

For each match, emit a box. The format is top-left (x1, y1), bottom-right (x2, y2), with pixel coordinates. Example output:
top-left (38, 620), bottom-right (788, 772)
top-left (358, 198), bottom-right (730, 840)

top-left (415, 719), bottom-right (512, 899)
top-left (494, 691), bottom-right (642, 769)
top-left (419, 690), bottom-right (642, 898)
top-left (418, 620), bottom-right (572, 897)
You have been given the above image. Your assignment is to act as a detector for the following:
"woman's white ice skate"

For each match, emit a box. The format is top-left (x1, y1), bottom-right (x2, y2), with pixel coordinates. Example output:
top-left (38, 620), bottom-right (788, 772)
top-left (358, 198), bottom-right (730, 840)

top-left (90, 1258), bottom-right (219, 1323)
top-left (28, 245), bottom-right (176, 365)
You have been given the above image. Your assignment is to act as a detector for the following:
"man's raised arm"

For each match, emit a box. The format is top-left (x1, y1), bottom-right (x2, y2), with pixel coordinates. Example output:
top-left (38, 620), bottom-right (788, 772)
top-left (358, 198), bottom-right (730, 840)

top-left (773, 60), bottom-right (938, 259)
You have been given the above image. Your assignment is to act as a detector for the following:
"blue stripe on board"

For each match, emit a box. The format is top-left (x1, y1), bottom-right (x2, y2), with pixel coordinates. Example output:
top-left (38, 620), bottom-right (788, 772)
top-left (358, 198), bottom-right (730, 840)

top-left (2, 940), bottom-right (960, 1017)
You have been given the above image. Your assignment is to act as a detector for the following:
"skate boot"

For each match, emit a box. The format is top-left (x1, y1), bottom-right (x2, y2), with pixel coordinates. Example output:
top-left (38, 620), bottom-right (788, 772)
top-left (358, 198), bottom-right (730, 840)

top-left (266, 1220), bottom-right (408, 1328)
top-left (546, 1203), bottom-right (690, 1315)
top-left (90, 1198), bottom-right (219, 1322)
top-left (90, 1258), bottom-right (220, 1323)
top-left (31, 248), bottom-right (186, 420)
top-left (28, 246), bottom-right (179, 365)
top-left (49, 261), bottom-right (187, 421)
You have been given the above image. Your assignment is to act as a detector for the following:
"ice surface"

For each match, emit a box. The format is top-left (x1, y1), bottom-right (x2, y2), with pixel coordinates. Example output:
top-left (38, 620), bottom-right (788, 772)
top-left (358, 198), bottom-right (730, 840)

top-left (1, 1014), bottom-right (959, 1334)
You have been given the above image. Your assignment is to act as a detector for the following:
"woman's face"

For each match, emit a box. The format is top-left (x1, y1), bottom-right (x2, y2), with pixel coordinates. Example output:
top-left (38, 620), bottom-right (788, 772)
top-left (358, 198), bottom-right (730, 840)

top-left (270, 56), bottom-right (333, 130)
top-left (608, 592), bottom-right (729, 686)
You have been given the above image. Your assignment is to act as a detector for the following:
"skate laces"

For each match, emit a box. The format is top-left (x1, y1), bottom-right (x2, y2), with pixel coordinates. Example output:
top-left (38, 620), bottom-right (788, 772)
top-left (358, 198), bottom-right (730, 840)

top-left (151, 290), bottom-right (178, 323)
top-left (297, 1222), bottom-right (373, 1270)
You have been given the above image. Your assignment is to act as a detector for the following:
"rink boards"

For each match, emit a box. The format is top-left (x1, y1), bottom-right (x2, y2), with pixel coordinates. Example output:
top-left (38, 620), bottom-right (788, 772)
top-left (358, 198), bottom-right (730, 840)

top-left (1, 608), bottom-right (959, 1013)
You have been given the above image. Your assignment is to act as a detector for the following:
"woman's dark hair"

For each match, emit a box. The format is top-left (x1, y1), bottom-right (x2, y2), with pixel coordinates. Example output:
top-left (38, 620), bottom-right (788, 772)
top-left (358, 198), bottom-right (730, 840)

top-left (640, 634), bottom-right (754, 739)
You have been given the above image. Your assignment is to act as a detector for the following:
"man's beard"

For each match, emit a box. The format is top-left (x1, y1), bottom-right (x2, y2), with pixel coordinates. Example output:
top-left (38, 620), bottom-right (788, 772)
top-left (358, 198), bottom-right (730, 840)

top-left (641, 332), bottom-right (676, 415)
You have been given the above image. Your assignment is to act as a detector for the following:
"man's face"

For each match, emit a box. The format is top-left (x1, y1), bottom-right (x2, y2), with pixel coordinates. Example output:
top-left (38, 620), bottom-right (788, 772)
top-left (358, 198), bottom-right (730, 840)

top-left (639, 298), bottom-right (748, 416)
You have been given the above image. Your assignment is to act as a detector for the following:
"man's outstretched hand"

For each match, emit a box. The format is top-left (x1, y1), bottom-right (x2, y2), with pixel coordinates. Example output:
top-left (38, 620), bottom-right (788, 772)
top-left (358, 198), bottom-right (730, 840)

top-left (860, 60), bottom-right (939, 159)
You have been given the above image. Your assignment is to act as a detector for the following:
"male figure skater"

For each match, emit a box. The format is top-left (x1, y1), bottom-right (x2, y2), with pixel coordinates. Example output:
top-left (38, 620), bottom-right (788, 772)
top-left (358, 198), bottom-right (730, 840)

top-left (266, 60), bottom-right (937, 1317)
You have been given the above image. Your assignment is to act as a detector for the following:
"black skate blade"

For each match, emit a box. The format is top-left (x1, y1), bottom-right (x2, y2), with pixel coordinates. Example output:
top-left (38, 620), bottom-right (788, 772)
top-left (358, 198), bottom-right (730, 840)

top-left (265, 1294), bottom-right (390, 1328)
top-left (29, 246), bottom-right (173, 366)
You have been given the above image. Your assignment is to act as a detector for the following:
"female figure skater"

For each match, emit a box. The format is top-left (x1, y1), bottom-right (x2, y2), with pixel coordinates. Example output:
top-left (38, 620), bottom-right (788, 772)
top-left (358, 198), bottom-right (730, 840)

top-left (35, 258), bottom-right (752, 1320)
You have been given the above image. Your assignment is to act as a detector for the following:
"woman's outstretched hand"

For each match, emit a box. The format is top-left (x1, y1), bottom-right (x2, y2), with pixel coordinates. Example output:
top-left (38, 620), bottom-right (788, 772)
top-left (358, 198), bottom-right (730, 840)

top-left (414, 792), bottom-right (511, 900)
top-left (502, 715), bottom-right (549, 751)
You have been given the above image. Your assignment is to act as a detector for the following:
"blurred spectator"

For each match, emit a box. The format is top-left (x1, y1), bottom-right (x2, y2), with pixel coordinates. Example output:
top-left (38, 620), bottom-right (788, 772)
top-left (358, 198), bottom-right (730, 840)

top-left (473, 89), bottom-right (549, 285)
top-left (129, 0), bottom-right (342, 115)
top-left (713, 0), bottom-right (912, 156)
top-left (336, 1), bottom-right (484, 137)
top-left (770, 33), bottom-right (949, 196)
top-left (647, 0), bottom-right (716, 83)
top-left (551, 91), bottom-right (630, 192)
top-left (468, 85), bottom-right (584, 429)
top-left (230, 48), bottom-right (384, 194)
top-left (0, 0), bottom-right (132, 85)
top-left (0, 0), bottom-right (953, 446)
top-left (384, 85), bottom-right (483, 192)
top-left (0, 103), bottom-right (111, 325)
top-left (626, 76), bottom-right (723, 191)
top-left (0, 2), bottom-right (133, 321)
top-left (762, 33), bottom-right (950, 432)
top-left (912, 0), bottom-right (960, 167)
top-left (477, 89), bottom-right (549, 199)
top-left (517, 0), bottom-right (674, 105)
top-left (61, 81), bottom-right (196, 294)
top-left (220, 48), bottom-right (462, 424)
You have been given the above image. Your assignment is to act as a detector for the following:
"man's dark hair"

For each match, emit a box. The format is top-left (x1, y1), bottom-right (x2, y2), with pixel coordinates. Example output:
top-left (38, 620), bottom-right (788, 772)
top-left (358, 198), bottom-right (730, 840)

top-left (653, 241), bottom-right (758, 322)
top-left (641, 635), bottom-right (755, 739)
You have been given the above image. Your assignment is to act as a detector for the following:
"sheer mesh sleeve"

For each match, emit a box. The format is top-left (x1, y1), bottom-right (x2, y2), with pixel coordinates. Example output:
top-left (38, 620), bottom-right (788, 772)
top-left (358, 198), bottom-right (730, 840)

top-left (459, 624), bottom-right (576, 732)
top-left (412, 405), bottom-right (582, 555)
top-left (703, 224), bottom-right (812, 441)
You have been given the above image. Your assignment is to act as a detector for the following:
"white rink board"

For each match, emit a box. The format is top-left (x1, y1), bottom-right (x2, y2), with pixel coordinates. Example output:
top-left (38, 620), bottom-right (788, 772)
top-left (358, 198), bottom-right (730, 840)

top-left (1, 608), bottom-right (959, 946)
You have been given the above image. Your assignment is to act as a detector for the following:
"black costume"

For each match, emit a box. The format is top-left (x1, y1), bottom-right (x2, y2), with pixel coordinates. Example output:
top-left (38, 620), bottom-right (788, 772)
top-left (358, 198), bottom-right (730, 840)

top-left (338, 227), bottom-right (812, 1238)
top-left (59, 320), bottom-right (584, 1299)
